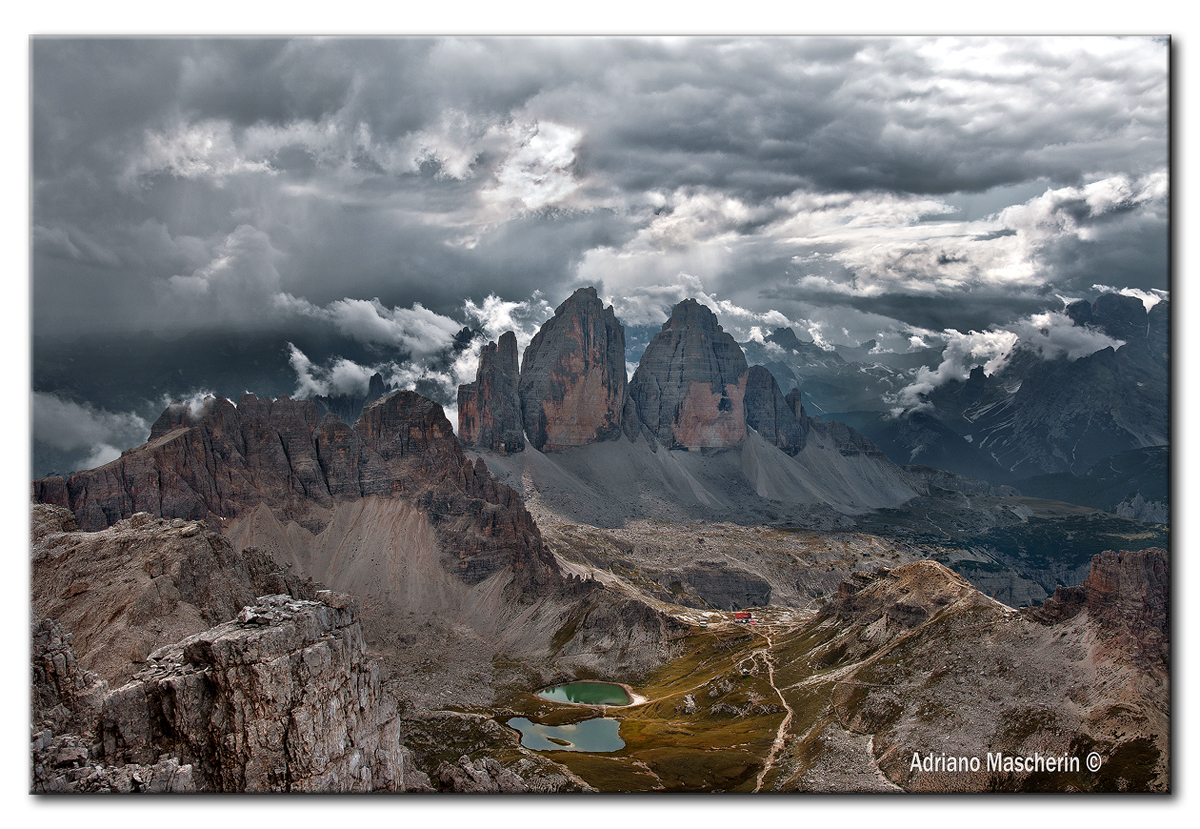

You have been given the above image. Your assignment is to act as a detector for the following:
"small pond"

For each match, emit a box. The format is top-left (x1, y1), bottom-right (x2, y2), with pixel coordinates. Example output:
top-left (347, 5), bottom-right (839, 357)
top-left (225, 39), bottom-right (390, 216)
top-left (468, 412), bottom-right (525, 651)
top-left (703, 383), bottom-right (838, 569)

top-left (537, 681), bottom-right (632, 706)
top-left (506, 716), bottom-right (625, 753)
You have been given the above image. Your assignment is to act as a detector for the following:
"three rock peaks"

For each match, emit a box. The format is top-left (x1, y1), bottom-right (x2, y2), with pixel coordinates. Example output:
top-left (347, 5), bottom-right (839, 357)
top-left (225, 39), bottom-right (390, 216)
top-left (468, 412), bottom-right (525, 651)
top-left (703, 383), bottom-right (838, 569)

top-left (459, 287), bottom-right (810, 455)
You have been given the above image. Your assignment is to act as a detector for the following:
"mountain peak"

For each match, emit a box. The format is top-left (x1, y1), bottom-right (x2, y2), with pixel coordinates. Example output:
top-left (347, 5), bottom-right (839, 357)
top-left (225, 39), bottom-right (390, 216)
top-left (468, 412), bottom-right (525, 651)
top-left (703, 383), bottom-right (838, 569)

top-left (458, 331), bottom-right (523, 454)
top-left (517, 287), bottom-right (626, 451)
top-left (631, 297), bottom-right (748, 450)
top-left (765, 326), bottom-right (808, 351)
top-left (664, 298), bottom-right (722, 333)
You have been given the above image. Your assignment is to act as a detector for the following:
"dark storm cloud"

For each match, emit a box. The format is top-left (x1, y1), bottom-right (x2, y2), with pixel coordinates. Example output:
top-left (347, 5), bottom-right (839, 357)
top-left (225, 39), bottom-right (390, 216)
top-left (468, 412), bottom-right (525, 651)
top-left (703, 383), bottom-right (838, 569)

top-left (30, 35), bottom-right (1168, 461)
top-left (1039, 210), bottom-right (1169, 294)
top-left (33, 36), bottom-right (1168, 335)
top-left (536, 36), bottom-right (1166, 201)
top-left (767, 287), bottom-right (1052, 337)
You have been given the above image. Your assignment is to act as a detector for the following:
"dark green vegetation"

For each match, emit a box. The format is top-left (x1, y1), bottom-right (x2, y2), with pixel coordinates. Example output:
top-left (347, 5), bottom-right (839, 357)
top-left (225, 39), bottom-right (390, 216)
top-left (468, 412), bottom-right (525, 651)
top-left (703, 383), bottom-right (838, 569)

top-left (832, 409), bottom-right (1014, 485)
top-left (972, 512), bottom-right (1168, 571)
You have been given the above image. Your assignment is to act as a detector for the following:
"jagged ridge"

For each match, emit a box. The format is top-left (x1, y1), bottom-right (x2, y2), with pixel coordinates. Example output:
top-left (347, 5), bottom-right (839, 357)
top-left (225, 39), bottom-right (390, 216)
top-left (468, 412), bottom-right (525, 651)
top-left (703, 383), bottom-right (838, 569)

top-left (33, 390), bottom-right (557, 587)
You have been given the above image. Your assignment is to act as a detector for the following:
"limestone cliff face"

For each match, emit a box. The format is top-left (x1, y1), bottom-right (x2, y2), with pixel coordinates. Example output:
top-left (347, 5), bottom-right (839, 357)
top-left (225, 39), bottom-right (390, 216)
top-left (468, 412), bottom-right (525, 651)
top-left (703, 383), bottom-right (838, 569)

top-left (629, 299), bottom-right (749, 450)
top-left (35, 593), bottom-right (431, 793)
top-left (32, 391), bottom-right (556, 587)
top-left (518, 287), bottom-right (627, 451)
top-left (1031, 547), bottom-right (1168, 666)
top-left (744, 365), bottom-right (808, 455)
top-left (458, 331), bottom-right (524, 453)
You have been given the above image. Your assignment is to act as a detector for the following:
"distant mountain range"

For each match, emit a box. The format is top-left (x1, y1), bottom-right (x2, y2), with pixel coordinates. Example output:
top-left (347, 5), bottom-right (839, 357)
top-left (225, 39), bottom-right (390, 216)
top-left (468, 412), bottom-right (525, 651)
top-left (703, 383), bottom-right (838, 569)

top-left (738, 293), bottom-right (1168, 519)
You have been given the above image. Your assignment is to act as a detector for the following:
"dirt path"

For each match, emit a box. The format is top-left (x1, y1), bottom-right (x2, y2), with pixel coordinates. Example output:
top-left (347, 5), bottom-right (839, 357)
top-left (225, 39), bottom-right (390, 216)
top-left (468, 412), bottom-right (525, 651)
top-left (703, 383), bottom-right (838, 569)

top-left (752, 627), bottom-right (796, 792)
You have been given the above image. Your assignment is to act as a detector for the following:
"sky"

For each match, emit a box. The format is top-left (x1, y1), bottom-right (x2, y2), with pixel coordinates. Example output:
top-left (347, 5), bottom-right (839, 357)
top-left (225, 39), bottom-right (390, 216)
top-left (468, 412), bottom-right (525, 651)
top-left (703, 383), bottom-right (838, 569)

top-left (7, 5), bottom-right (1196, 826)
top-left (29, 35), bottom-right (1170, 476)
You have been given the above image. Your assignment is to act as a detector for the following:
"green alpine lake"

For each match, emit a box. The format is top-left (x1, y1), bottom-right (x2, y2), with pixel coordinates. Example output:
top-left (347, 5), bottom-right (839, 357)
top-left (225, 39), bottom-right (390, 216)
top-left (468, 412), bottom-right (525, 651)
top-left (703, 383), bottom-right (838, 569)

top-left (506, 717), bottom-right (625, 753)
top-left (537, 681), bottom-right (632, 706)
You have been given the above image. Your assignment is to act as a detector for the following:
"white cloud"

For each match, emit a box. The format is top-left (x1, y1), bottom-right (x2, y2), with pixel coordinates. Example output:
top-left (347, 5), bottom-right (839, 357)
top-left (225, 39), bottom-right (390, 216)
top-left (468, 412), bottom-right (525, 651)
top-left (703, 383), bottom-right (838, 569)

top-left (889, 306), bottom-right (1129, 413)
top-left (287, 345), bottom-right (378, 399)
top-left (80, 443), bottom-right (124, 470)
top-left (996, 173), bottom-right (1166, 241)
top-left (462, 291), bottom-right (554, 349)
top-left (284, 340), bottom-right (480, 435)
top-left (601, 273), bottom-right (709, 326)
top-left (765, 170), bottom-right (1168, 305)
top-left (804, 321), bottom-right (839, 351)
top-left (483, 121), bottom-right (583, 209)
top-left (155, 391), bottom-right (223, 424)
top-left (1090, 285), bottom-right (1169, 311)
top-left (1007, 311), bottom-right (1126, 361)
top-left (323, 299), bottom-right (462, 357)
top-left (892, 328), bottom-right (1019, 412)
top-left (163, 225), bottom-right (283, 323)
top-left (123, 117), bottom-right (275, 187)
top-left (32, 392), bottom-right (151, 472)
top-left (634, 191), bottom-right (762, 250)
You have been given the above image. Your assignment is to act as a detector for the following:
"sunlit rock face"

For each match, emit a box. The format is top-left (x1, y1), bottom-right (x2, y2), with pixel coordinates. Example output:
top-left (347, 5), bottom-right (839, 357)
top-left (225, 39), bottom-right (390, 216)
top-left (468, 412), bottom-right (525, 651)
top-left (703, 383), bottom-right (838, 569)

top-left (518, 287), bottom-right (627, 452)
top-left (458, 332), bottom-right (524, 454)
top-left (629, 299), bottom-right (749, 450)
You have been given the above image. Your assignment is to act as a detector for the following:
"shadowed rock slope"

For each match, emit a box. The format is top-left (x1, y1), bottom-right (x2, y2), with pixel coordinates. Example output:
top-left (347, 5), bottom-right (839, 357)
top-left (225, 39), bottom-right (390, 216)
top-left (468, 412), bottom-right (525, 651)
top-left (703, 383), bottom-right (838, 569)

top-left (745, 365), bottom-right (809, 455)
top-left (769, 550), bottom-right (1168, 792)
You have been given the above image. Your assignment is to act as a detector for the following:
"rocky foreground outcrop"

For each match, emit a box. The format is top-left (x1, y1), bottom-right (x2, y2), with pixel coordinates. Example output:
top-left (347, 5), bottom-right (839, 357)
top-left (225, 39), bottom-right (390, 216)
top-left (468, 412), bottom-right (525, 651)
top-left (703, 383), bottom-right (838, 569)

top-left (33, 390), bottom-right (557, 588)
top-left (1031, 547), bottom-right (1169, 667)
top-left (32, 592), bottom-right (431, 793)
top-left (629, 298), bottom-right (750, 450)
top-left (32, 504), bottom-right (317, 688)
